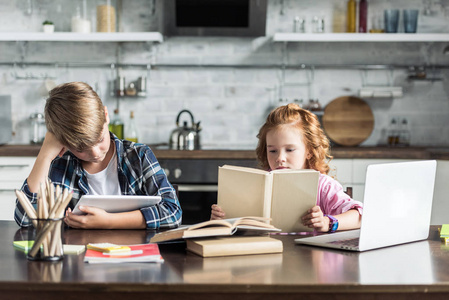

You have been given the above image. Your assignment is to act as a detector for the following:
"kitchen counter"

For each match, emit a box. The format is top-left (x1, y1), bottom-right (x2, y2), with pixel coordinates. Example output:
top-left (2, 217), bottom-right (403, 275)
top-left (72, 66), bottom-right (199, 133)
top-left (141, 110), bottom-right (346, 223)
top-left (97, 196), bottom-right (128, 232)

top-left (1, 144), bottom-right (449, 160)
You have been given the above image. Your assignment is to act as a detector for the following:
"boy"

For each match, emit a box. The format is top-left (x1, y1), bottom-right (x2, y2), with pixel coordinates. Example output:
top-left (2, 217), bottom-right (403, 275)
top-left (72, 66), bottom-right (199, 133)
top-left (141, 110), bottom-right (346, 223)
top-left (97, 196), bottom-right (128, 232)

top-left (14, 82), bottom-right (182, 229)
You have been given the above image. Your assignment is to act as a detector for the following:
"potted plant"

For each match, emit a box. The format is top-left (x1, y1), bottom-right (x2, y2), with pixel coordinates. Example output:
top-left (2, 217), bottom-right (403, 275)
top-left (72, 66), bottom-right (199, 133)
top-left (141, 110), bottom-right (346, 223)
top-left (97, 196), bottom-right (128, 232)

top-left (42, 20), bottom-right (54, 33)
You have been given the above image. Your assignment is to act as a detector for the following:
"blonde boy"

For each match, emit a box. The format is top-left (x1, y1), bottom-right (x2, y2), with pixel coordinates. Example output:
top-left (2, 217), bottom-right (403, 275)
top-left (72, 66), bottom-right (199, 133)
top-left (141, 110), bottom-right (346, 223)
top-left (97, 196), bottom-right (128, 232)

top-left (15, 82), bottom-right (182, 229)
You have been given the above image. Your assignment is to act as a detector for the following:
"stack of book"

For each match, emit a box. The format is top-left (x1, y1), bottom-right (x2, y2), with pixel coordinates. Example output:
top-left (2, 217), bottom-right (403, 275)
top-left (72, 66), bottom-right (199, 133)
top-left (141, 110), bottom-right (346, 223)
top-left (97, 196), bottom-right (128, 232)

top-left (150, 216), bottom-right (283, 257)
top-left (83, 243), bottom-right (164, 263)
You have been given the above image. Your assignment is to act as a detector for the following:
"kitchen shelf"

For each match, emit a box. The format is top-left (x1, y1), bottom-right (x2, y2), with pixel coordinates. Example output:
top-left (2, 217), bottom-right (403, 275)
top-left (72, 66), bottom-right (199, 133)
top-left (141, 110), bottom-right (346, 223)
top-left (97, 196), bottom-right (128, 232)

top-left (273, 33), bottom-right (449, 42)
top-left (0, 32), bottom-right (163, 43)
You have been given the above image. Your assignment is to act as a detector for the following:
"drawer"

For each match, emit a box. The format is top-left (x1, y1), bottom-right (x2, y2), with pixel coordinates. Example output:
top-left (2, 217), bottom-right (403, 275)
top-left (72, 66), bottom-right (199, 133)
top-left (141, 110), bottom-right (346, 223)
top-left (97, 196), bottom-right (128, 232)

top-left (0, 182), bottom-right (20, 221)
top-left (0, 157), bottom-right (35, 182)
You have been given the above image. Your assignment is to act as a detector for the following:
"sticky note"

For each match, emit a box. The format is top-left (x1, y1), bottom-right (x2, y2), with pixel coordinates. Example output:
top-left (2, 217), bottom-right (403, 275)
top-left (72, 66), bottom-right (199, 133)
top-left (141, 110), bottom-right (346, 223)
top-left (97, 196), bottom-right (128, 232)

top-left (13, 240), bottom-right (34, 253)
top-left (440, 224), bottom-right (449, 238)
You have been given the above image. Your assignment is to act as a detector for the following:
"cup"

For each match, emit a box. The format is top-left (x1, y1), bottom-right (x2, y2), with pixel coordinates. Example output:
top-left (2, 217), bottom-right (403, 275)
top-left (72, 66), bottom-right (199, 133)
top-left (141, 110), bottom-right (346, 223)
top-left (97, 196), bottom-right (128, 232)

top-left (27, 218), bottom-right (64, 261)
top-left (293, 16), bottom-right (306, 33)
top-left (403, 9), bottom-right (419, 33)
top-left (384, 9), bottom-right (400, 33)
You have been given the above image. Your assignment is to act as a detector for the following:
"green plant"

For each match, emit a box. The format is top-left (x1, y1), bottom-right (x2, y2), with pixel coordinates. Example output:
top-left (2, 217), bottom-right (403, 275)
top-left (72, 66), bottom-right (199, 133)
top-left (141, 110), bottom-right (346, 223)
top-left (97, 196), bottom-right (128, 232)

top-left (42, 20), bottom-right (53, 25)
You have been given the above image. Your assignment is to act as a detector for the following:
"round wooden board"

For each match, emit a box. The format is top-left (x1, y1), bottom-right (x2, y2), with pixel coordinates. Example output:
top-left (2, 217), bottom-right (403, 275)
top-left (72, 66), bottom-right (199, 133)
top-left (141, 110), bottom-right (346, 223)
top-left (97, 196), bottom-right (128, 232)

top-left (322, 96), bottom-right (374, 146)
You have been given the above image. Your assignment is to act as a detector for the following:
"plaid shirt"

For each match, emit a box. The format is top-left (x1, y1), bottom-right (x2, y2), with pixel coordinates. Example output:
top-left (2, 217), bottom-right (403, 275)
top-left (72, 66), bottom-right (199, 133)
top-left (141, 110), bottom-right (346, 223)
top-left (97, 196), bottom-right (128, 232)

top-left (14, 133), bottom-right (182, 229)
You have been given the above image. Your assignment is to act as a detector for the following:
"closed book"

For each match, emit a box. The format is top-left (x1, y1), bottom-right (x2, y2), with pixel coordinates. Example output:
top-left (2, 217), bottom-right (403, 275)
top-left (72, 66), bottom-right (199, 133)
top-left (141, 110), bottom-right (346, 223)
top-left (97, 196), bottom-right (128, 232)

top-left (217, 165), bottom-right (319, 232)
top-left (84, 243), bottom-right (164, 264)
top-left (186, 236), bottom-right (283, 257)
top-left (150, 216), bottom-right (280, 243)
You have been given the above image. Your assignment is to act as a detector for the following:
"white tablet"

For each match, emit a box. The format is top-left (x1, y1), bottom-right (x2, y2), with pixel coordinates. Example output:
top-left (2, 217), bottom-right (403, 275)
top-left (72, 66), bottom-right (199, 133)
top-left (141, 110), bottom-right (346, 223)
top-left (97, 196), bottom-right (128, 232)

top-left (72, 195), bottom-right (161, 215)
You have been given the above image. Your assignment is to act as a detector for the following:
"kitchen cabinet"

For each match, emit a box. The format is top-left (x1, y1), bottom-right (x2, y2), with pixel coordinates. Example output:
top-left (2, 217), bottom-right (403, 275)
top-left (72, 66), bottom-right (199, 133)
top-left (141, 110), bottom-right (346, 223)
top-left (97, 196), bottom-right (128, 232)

top-left (0, 157), bottom-right (36, 221)
top-left (329, 158), bottom-right (448, 225)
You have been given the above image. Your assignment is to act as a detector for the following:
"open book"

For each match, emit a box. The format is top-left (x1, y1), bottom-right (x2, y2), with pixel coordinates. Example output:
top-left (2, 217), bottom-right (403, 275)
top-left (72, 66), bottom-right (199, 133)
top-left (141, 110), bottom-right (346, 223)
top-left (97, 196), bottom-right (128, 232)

top-left (217, 165), bottom-right (319, 232)
top-left (149, 217), bottom-right (281, 243)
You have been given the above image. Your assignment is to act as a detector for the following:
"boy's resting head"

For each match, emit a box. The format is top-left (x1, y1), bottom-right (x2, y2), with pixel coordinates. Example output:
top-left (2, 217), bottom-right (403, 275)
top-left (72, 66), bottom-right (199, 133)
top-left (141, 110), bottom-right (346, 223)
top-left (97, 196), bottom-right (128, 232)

top-left (45, 82), bottom-right (107, 152)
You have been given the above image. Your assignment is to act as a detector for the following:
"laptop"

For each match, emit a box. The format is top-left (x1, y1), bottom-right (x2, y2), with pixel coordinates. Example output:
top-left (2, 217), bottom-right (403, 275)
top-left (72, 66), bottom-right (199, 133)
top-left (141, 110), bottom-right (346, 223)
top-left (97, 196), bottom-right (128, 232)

top-left (295, 160), bottom-right (437, 252)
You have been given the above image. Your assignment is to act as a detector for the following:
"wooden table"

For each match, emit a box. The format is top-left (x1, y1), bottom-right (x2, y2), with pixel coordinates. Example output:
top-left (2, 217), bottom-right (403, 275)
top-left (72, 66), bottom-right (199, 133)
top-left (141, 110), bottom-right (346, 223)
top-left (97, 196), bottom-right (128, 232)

top-left (1, 221), bottom-right (449, 300)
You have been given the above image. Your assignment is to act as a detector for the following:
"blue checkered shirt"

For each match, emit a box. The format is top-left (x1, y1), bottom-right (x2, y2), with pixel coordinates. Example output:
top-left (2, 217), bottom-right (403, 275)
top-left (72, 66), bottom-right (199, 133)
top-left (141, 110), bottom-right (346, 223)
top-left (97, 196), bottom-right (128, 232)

top-left (14, 133), bottom-right (182, 229)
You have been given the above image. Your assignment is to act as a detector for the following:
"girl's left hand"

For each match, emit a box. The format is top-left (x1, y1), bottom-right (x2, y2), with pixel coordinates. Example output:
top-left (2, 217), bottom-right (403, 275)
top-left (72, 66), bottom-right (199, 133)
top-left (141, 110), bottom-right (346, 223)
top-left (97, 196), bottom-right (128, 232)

top-left (64, 206), bottom-right (111, 229)
top-left (301, 205), bottom-right (329, 232)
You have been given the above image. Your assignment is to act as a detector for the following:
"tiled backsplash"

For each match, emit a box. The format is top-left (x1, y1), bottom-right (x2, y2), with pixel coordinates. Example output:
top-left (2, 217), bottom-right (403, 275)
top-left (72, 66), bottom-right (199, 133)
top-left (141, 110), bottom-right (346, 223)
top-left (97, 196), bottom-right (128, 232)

top-left (0, 0), bottom-right (448, 148)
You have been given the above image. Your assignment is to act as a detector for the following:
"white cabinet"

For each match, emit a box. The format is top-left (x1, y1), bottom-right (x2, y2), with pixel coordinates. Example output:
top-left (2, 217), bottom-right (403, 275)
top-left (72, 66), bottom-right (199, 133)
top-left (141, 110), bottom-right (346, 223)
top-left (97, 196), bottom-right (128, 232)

top-left (0, 157), bottom-right (35, 220)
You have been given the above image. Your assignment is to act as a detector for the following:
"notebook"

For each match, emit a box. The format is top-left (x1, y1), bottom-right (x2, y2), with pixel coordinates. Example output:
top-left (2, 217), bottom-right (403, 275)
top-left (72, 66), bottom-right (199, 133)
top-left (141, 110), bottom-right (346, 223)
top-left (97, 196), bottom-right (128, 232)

top-left (295, 160), bottom-right (437, 252)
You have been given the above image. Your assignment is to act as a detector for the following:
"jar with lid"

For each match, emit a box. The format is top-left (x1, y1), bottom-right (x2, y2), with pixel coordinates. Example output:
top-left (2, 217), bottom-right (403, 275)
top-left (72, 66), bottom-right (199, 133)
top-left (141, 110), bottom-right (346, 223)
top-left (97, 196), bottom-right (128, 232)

top-left (72, 0), bottom-right (91, 33)
top-left (96, 0), bottom-right (116, 32)
top-left (29, 113), bottom-right (46, 144)
top-left (398, 118), bottom-right (411, 147)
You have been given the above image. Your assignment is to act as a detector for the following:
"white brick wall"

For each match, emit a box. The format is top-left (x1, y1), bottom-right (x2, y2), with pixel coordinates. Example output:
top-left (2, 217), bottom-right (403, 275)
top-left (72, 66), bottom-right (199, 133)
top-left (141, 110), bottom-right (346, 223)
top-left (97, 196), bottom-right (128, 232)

top-left (0, 0), bottom-right (448, 148)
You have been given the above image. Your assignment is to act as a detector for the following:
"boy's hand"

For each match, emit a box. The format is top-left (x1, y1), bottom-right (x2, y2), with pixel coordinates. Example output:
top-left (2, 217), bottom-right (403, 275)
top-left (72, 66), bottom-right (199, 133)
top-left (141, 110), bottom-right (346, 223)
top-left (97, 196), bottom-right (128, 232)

top-left (41, 132), bottom-right (67, 159)
top-left (210, 204), bottom-right (225, 220)
top-left (301, 205), bottom-right (330, 232)
top-left (64, 206), bottom-right (111, 229)
top-left (26, 131), bottom-right (67, 193)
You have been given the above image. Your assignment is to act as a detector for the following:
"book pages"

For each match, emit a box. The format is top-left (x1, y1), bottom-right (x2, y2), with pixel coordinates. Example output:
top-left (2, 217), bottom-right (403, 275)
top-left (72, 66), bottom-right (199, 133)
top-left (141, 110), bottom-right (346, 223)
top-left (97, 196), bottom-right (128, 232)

top-left (217, 166), bottom-right (268, 218)
top-left (270, 170), bottom-right (319, 232)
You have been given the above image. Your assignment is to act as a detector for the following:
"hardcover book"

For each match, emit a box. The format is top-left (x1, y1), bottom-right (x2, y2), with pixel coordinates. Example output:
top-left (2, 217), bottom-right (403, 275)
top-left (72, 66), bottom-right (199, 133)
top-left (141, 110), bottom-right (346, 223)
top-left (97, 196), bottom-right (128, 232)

top-left (149, 216), bottom-right (280, 243)
top-left (217, 165), bottom-right (319, 232)
top-left (186, 236), bottom-right (283, 258)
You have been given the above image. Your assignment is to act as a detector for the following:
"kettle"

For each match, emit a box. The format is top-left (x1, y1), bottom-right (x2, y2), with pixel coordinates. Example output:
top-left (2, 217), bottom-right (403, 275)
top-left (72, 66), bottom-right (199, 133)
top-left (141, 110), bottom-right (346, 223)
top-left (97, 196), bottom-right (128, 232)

top-left (169, 110), bottom-right (201, 150)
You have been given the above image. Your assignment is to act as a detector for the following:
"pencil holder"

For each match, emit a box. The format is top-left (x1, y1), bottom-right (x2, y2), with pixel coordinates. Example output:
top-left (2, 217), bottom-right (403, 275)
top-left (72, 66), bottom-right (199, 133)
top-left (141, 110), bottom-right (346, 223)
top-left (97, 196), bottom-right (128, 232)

top-left (27, 218), bottom-right (64, 261)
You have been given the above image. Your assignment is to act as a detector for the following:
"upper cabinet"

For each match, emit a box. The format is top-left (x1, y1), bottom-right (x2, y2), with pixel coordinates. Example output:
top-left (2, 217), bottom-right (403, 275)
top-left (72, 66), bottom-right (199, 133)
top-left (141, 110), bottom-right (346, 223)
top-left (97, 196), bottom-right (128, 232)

top-left (0, 32), bottom-right (163, 43)
top-left (273, 33), bottom-right (449, 42)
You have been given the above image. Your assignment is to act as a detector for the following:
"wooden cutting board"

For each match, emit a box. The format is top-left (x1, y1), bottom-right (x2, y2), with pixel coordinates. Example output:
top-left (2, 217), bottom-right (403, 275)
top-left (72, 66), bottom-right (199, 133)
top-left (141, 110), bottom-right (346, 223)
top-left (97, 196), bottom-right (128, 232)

top-left (322, 96), bottom-right (374, 146)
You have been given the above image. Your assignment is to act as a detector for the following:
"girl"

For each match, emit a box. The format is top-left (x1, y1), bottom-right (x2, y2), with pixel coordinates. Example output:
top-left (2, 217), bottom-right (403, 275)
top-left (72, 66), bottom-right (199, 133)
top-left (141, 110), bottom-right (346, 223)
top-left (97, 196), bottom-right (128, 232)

top-left (211, 103), bottom-right (362, 232)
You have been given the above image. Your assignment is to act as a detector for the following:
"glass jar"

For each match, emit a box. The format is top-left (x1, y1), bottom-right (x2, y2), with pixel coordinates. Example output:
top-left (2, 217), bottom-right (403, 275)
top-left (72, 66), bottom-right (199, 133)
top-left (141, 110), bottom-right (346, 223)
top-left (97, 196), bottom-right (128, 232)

top-left (29, 113), bottom-right (46, 144)
top-left (96, 0), bottom-right (116, 32)
top-left (72, 0), bottom-right (91, 33)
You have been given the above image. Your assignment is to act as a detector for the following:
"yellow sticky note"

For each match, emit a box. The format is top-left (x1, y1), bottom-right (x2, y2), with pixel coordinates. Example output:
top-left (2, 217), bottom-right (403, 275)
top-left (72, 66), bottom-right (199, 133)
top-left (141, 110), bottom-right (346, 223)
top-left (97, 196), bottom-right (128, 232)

top-left (87, 243), bottom-right (131, 253)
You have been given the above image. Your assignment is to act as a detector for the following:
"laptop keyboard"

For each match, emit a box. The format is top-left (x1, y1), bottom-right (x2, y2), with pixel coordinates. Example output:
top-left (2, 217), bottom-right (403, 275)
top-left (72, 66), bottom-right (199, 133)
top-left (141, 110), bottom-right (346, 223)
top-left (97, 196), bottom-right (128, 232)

top-left (329, 237), bottom-right (360, 248)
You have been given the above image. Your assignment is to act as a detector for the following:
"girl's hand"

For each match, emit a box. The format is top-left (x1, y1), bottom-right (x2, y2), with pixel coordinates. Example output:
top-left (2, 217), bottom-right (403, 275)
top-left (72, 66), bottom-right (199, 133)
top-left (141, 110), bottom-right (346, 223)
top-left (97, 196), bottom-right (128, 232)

top-left (210, 204), bottom-right (225, 220)
top-left (301, 205), bottom-right (330, 232)
top-left (64, 206), bottom-right (111, 229)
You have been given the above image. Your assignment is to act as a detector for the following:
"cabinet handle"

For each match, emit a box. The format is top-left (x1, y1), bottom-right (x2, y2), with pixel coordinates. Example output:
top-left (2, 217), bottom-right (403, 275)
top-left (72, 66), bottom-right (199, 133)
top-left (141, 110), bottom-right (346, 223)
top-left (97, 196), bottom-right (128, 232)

top-left (0, 188), bottom-right (16, 192)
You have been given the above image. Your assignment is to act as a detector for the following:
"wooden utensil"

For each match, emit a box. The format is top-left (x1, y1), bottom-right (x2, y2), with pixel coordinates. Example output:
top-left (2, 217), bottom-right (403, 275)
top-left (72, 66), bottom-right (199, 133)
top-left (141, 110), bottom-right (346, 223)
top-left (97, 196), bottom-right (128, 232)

top-left (322, 96), bottom-right (374, 146)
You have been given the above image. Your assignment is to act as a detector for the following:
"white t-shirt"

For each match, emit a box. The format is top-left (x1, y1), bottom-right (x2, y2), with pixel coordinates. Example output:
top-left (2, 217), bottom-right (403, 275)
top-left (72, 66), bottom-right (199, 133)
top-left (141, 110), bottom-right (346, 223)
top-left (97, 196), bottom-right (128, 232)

top-left (85, 147), bottom-right (121, 195)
